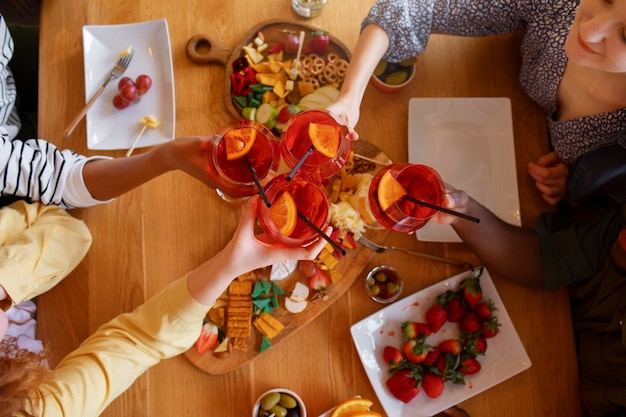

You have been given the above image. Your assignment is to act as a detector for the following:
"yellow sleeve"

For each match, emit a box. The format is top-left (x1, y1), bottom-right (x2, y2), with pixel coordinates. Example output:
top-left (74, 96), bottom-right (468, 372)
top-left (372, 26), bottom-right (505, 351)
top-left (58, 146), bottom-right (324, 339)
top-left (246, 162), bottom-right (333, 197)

top-left (0, 201), bottom-right (92, 309)
top-left (29, 275), bottom-right (209, 417)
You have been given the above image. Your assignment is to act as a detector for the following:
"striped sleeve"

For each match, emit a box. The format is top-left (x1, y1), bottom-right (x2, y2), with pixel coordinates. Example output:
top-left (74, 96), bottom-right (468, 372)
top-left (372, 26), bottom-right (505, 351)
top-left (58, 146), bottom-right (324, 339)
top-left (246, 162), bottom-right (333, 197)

top-left (0, 138), bottom-right (112, 208)
top-left (0, 15), bottom-right (20, 141)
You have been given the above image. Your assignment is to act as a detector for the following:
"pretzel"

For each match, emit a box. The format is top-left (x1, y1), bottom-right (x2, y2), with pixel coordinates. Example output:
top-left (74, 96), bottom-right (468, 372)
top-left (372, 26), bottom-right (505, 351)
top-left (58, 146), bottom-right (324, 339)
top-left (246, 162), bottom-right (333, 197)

top-left (322, 63), bottom-right (339, 84)
top-left (334, 59), bottom-right (349, 78)
top-left (326, 53), bottom-right (339, 63)
top-left (309, 56), bottom-right (325, 75)
top-left (302, 77), bottom-right (321, 90)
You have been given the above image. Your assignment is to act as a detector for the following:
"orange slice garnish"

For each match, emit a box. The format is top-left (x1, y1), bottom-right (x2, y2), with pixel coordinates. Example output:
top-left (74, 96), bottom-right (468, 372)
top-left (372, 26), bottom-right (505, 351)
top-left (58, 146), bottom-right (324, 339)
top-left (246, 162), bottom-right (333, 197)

top-left (330, 398), bottom-right (375, 417)
top-left (309, 122), bottom-right (340, 158)
top-left (224, 127), bottom-right (257, 160)
top-left (270, 191), bottom-right (298, 236)
top-left (377, 170), bottom-right (407, 211)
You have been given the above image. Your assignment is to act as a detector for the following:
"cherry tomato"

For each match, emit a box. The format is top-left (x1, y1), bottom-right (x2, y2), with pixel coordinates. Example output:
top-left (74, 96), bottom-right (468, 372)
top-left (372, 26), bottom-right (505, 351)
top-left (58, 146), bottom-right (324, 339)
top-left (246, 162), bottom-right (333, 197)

top-left (135, 75), bottom-right (153, 95)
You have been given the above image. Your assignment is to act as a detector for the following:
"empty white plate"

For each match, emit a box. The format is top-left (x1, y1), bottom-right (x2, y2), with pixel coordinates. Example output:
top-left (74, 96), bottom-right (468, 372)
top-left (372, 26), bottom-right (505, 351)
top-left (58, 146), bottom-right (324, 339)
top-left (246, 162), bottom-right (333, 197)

top-left (408, 98), bottom-right (520, 242)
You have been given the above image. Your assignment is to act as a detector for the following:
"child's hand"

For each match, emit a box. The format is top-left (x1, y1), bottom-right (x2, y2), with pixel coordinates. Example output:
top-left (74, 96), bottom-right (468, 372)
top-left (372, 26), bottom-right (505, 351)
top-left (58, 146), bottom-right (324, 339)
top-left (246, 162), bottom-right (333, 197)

top-left (528, 151), bottom-right (569, 205)
top-left (327, 99), bottom-right (360, 141)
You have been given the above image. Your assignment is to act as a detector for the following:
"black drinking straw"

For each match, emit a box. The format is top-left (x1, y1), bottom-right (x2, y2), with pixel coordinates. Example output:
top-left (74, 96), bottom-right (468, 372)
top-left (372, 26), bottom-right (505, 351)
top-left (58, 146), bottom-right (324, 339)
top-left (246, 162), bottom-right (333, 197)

top-left (402, 195), bottom-right (480, 223)
top-left (297, 211), bottom-right (346, 256)
top-left (244, 156), bottom-right (271, 208)
top-left (286, 145), bottom-right (315, 181)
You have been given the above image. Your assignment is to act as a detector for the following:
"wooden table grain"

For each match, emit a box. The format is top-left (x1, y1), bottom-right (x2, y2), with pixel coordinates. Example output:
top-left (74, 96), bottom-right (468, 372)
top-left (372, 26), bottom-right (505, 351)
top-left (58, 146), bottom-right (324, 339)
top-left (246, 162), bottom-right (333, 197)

top-left (37, 1), bottom-right (583, 416)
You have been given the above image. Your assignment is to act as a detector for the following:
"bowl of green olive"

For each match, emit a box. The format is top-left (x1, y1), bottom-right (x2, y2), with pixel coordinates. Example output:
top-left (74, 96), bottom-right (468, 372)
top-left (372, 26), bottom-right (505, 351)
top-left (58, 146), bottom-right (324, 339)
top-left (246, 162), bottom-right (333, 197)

top-left (253, 388), bottom-right (307, 417)
top-left (369, 57), bottom-right (417, 93)
top-left (365, 265), bottom-right (403, 303)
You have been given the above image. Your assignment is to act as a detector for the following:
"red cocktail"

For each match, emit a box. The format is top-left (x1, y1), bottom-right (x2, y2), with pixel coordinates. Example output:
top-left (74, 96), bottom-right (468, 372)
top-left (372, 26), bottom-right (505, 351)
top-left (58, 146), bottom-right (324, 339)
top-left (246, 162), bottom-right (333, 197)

top-left (368, 163), bottom-right (445, 233)
top-left (257, 173), bottom-right (330, 247)
top-left (208, 120), bottom-right (280, 200)
top-left (280, 109), bottom-right (351, 181)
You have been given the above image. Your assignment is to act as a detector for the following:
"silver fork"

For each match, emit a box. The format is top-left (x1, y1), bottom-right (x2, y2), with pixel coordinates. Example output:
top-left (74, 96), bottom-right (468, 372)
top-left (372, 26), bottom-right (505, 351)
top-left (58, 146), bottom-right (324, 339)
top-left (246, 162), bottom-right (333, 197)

top-left (64, 48), bottom-right (135, 136)
top-left (358, 236), bottom-right (471, 268)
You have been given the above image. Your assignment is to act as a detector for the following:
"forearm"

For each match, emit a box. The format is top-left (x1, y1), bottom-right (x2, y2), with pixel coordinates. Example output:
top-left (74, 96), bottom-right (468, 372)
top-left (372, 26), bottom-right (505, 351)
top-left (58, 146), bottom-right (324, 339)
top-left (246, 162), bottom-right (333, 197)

top-left (336, 24), bottom-right (389, 105)
top-left (81, 142), bottom-right (175, 201)
top-left (451, 198), bottom-right (545, 288)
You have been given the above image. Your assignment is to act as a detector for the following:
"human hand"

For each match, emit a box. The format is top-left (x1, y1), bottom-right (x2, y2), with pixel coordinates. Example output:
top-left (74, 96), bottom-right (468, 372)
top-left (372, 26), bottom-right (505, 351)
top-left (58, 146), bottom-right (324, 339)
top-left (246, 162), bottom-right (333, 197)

top-left (431, 184), bottom-right (471, 225)
top-left (527, 151), bottom-right (569, 206)
top-left (159, 136), bottom-right (220, 189)
top-left (223, 196), bottom-right (330, 274)
top-left (327, 98), bottom-right (360, 141)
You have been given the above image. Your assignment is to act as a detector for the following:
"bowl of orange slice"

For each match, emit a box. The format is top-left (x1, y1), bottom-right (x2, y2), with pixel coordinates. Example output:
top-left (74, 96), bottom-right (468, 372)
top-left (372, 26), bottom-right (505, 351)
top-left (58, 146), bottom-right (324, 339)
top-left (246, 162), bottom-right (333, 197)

top-left (320, 397), bottom-right (382, 417)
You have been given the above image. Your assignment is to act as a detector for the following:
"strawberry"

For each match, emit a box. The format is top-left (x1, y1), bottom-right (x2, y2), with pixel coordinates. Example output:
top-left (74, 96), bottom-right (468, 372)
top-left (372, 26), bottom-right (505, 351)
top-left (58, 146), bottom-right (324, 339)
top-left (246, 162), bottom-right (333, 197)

top-left (423, 346), bottom-right (441, 366)
top-left (460, 357), bottom-right (482, 375)
top-left (403, 339), bottom-right (432, 364)
top-left (309, 269), bottom-right (330, 291)
top-left (402, 321), bottom-right (432, 340)
top-left (383, 346), bottom-right (405, 369)
top-left (196, 322), bottom-right (219, 354)
top-left (445, 296), bottom-right (466, 322)
top-left (385, 369), bottom-right (421, 403)
top-left (438, 339), bottom-right (463, 356)
top-left (460, 271), bottom-right (483, 309)
top-left (276, 104), bottom-right (299, 124)
top-left (476, 336), bottom-right (488, 354)
top-left (464, 334), bottom-right (488, 356)
top-left (422, 372), bottom-right (445, 398)
top-left (474, 300), bottom-right (496, 320)
top-left (480, 316), bottom-right (501, 338)
top-left (460, 310), bottom-right (480, 333)
top-left (305, 31), bottom-right (330, 54)
top-left (425, 304), bottom-right (447, 333)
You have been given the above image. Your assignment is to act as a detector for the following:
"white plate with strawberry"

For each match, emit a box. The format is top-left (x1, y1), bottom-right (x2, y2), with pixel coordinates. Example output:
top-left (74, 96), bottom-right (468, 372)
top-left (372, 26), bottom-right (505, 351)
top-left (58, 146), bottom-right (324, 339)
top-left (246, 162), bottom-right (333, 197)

top-left (350, 268), bottom-right (531, 417)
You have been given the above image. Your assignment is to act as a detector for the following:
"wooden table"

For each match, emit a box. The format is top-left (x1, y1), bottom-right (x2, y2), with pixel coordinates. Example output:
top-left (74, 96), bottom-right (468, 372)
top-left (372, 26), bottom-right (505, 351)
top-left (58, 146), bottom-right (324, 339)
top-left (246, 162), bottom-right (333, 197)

top-left (37, 1), bottom-right (583, 416)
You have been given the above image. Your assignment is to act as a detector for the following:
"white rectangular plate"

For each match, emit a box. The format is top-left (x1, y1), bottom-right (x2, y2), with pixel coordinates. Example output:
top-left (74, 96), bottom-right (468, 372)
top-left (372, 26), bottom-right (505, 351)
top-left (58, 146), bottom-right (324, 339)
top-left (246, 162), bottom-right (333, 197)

top-left (83, 19), bottom-right (175, 150)
top-left (350, 268), bottom-right (531, 417)
top-left (408, 98), bottom-right (520, 242)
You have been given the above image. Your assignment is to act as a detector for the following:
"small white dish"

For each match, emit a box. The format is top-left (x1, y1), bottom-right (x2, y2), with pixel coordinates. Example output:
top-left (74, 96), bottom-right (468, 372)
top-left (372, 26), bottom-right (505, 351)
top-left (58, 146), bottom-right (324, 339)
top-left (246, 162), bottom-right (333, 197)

top-left (82, 19), bottom-right (175, 150)
top-left (252, 388), bottom-right (307, 417)
top-left (408, 97), bottom-right (520, 242)
top-left (350, 268), bottom-right (531, 417)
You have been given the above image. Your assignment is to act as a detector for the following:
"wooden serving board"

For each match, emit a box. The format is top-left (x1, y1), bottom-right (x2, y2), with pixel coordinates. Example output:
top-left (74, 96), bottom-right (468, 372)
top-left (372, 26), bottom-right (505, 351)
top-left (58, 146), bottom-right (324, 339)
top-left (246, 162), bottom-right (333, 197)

top-left (186, 19), bottom-right (352, 120)
top-left (185, 140), bottom-right (390, 374)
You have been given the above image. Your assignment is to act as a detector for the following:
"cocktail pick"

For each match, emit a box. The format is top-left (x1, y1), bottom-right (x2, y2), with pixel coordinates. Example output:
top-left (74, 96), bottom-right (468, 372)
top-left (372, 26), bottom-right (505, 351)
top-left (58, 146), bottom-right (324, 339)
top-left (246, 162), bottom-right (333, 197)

top-left (244, 156), bottom-right (271, 207)
top-left (402, 195), bottom-right (480, 223)
top-left (297, 211), bottom-right (346, 256)
top-left (126, 115), bottom-right (160, 157)
top-left (286, 145), bottom-right (315, 181)
top-left (289, 30), bottom-right (306, 80)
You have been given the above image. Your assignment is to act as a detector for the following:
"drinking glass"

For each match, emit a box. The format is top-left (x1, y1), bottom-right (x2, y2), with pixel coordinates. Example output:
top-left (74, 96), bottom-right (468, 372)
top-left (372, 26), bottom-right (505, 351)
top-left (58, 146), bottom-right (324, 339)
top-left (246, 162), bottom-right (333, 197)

top-left (368, 162), bottom-right (445, 233)
top-left (207, 119), bottom-right (280, 201)
top-left (257, 173), bottom-right (330, 247)
top-left (280, 109), bottom-right (351, 181)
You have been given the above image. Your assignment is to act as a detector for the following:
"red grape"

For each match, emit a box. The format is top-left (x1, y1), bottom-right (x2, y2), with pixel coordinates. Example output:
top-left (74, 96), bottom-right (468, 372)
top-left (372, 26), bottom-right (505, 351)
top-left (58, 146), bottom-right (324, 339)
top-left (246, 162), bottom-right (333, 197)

top-left (112, 94), bottom-right (131, 109)
top-left (135, 75), bottom-right (152, 95)
top-left (283, 33), bottom-right (300, 54)
top-left (120, 84), bottom-right (139, 103)
top-left (118, 76), bottom-right (134, 90)
top-left (298, 260), bottom-right (318, 278)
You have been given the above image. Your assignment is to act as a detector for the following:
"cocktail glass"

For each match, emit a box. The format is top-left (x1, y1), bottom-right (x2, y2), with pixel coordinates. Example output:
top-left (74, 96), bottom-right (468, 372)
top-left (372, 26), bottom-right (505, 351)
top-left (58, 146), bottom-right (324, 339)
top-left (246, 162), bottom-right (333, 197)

top-left (207, 119), bottom-right (280, 201)
top-left (280, 109), bottom-right (351, 181)
top-left (368, 162), bottom-right (445, 233)
top-left (257, 173), bottom-right (330, 247)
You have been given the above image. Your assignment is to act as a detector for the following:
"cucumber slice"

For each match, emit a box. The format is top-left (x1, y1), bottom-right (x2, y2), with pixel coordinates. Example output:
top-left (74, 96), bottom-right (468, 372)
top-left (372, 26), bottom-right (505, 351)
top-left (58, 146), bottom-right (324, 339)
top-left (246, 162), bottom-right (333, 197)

top-left (255, 103), bottom-right (277, 130)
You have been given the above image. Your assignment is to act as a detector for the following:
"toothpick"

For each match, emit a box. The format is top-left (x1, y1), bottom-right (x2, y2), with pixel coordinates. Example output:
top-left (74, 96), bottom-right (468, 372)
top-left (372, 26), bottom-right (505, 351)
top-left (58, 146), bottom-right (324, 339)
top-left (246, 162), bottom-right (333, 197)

top-left (126, 125), bottom-right (148, 157)
top-left (353, 152), bottom-right (389, 166)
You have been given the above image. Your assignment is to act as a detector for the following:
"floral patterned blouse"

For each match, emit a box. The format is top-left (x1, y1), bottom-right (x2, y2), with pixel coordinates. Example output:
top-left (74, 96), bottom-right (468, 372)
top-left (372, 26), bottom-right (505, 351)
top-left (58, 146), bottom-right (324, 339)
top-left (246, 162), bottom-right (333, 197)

top-left (363, 0), bottom-right (626, 203)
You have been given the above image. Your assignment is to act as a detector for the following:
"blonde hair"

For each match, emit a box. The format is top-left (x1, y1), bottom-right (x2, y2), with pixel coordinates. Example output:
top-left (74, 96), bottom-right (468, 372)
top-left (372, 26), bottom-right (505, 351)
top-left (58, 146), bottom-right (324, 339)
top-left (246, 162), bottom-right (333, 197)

top-left (0, 337), bottom-right (50, 417)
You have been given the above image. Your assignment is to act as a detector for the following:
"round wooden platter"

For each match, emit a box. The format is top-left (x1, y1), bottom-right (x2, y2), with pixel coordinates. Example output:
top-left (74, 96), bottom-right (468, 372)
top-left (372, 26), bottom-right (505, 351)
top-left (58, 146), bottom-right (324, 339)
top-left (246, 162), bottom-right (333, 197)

top-left (184, 140), bottom-right (391, 375)
top-left (186, 19), bottom-right (352, 121)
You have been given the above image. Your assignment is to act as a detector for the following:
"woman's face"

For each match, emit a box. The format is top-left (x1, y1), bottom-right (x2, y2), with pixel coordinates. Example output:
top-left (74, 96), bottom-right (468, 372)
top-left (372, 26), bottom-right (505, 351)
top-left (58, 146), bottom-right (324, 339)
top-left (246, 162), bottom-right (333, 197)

top-left (565, 0), bottom-right (626, 73)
